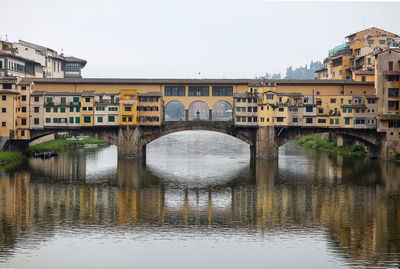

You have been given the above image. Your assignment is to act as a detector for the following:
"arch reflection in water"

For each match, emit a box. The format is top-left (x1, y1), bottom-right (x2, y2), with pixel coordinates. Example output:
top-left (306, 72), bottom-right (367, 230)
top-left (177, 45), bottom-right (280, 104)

top-left (165, 100), bottom-right (185, 121)
top-left (146, 130), bottom-right (250, 187)
top-left (2, 142), bottom-right (400, 268)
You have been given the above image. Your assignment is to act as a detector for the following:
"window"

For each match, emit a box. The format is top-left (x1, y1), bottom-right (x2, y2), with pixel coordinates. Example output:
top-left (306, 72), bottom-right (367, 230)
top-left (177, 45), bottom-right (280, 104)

top-left (292, 118), bottom-right (298, 123)
top-left (69, 117), bottom-right (74, 124)
top-left (76, 117), bottom-right (80, 124)
top-left (34, 107), bottom-right (39, 113)
top-left (335, 119), bottom-right (339, 124)
top-left (1, 108), bottom-right (5, 113)
top-left (316, 91), bottom-right (320, 95)
top-left (125, 106), bottom-right (132, 111)
top-left (389, 61), bottom-right (393, 71)
top-left (70, 107), bottom-right (74, 112)
top-left (98, 116), bottom-right (103, 123)
top-left (122, 117), bottom-right (127, 122)
top-left (2, 122), bottom-right (6, 127)
top-left (128, 117), bottom-right (132, 122)
top-left (266, 94), bottom-right (274, 100)
top-left (276, 117), bottom-right (284, 122)
top-left (73, 97), bottom-right (79, 102)
top-left (21, 107), bottom-right (26, 113)
top-left (318, 109), bottom-right (323, 113)
top-left (21, 130), bottom-right (25, 137)
top-left (46, 118), bottom-right (51, 123)
top-left (85, 97), bottom-right (91, 102)
top-left (46, 97), bottom-right (53, 103)
top-left (278, 108), bottom-right (284, 112)
top-left (34, 96), bottom-right (39, 102)
top-left (316, 100), bottom-right (322, 105)
top-left (348, 100), bottom-right (352, 104)
top-left (318, 119), bottom-right (326, 123)
top-left (362, 76), bottom-right (366, 82)
top-left (306, 107), bottom-right (313, 112)
top-left (84, 116), bottom-right (91, 123)
top-left (21, 95), bottom-right (26, 101)
top-left (109, 107), bottom-right (118, 111)
top-left (345, 118), bottom-right (350, 125)
top-left (188, 86), bottom-right (209, 96)
top-left (61, 97), bottom-right (66, 104)
top-left (379, 40), bottom-right (385, 45)
top-left (306, 118), bottom-right (313, 124)
top-left (54, 108), bottom-right (58, 113)
top-left (34, 118), bottom-right (39, 125)
top-left (368, 40), bottom-right (374, 45)
top-left (212, 86), bottom-right (233, 96)
top-left (165, 86), bottom-right (185, 96)
top-left (88, 107), bottom-right (93, 111)
top-left (53, 118), bottom-right (59, 123)
top-left (348, 109), bottom-right (352, 113)
top-left (61, 107), bottom-right (66, 113)
top-left (330, 119), bottom-right (334, 124)
top-left (341, 98), bottom-right (343, 104)
top-left (236, 117), bottom-right (241, 122)
top-left (330, 98), bottom-right (336, 103)
top-left (1, 95), bottom-right (5, 101)
top-left (82, 107), bottom-right (87, 111)
top-left (389, 88), bottom-right (399, 97)
top-left (108, 115), bottom-right (115, 122)
top-left (76, 107), bottom-right (80, 112)
top-left (2, 83), bottom-right (11, 89)
top-left (304, 98), bottom-right (309, 103)
top-left (343, 109), bottom-right (347, 113)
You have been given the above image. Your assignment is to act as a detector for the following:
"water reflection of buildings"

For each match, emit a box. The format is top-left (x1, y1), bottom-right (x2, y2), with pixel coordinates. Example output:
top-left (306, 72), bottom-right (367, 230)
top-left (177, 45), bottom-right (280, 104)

top-left (1, 153), bottom-right (400, 267)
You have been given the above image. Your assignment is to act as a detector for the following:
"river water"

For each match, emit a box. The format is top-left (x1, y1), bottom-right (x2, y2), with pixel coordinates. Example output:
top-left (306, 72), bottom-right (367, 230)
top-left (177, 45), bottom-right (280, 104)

top-left (1, 130), bottom-right (400, 269)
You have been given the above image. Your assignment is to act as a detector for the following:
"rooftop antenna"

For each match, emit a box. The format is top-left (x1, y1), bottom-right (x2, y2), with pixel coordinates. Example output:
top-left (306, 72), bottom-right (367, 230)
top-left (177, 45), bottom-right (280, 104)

top-left (5, 34), bottom-right (8, 42)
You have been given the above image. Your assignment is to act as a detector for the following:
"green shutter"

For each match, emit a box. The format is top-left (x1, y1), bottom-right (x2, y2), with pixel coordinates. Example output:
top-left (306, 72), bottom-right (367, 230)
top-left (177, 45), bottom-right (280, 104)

top-left (76, 117), bottom-right (80, 124)
top-left (69, 117), bottom-right (74, 123)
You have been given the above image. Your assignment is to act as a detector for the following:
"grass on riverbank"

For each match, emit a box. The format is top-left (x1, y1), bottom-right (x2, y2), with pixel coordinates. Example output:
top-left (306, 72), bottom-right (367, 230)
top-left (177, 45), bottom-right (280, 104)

top-left (395, 152), bottom-right (400, 160)
top-left (29, 138), bottom-right (108, 153)
top-left (296, 134), bottom-right (366, 158)
top-left (0, 151), bottom-right (23, 161)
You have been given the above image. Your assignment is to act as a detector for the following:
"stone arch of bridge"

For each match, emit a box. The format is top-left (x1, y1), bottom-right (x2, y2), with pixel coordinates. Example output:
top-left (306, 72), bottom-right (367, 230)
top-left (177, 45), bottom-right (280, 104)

top-left (275, 127), bottom-right (382, 157)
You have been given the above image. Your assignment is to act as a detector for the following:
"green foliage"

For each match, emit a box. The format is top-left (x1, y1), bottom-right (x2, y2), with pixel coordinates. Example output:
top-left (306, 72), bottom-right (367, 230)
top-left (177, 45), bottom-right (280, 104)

top-left (394, 151), bottom-right (400, 160)
top-left (285, 61), bottom-right (323, 79)
top-left (0, 151), bottom-right (23, 161)
top-left (29, 138), bottom-right (107, 153)
top-left (296, 135), bottom-right (366, 158)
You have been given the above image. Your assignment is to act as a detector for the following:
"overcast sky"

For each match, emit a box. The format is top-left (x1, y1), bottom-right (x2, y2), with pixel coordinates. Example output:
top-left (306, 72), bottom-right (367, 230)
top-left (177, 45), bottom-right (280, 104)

top-left (2, 0), bottom-right (400, 78)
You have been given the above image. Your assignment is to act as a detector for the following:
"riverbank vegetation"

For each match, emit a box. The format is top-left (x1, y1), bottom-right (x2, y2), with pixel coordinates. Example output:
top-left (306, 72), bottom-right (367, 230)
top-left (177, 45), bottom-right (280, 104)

top-left (29, 137), bottom-right (108, 154)
top-left (296, 134), bottom-right (366, 158)
top-left (0, 151), bottom-right (23, 166)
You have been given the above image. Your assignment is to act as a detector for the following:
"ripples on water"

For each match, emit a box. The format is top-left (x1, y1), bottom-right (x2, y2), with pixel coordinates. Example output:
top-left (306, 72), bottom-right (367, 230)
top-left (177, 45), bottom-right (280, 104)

top-left (0, 131), bottom-right (400, 269)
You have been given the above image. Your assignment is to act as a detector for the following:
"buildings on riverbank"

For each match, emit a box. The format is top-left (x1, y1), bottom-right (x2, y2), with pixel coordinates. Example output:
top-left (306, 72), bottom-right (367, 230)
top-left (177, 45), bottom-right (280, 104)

top-left (0, 27), bottom-right (399, 157)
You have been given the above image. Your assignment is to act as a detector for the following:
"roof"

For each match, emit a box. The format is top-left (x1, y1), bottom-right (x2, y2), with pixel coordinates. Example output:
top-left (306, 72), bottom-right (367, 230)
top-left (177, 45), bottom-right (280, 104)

top-left (43, 92), bottom-right (82, 96)
top-left (355, 70), bottom-right (374, 75)
top-left (315, 68), bottom-right (327, 73)
top-left (30, 91), bottom-right (46, 96)
top-left (64, 56), bottom-right (87, 67)
top-left (0, 52), bottom-right (41, 65)
top-left (82, 90), bottom-right (95, 96)
top-left (139, 92), bottom-right (162, 97)
top-left (0, 90), bottom-right (18, 94)
top-left (345, 27), bottom-right (399, 39)
top-left (18, 78), bottom-right (374, 86)
top-left (373, 48), bottom-right (400, 57)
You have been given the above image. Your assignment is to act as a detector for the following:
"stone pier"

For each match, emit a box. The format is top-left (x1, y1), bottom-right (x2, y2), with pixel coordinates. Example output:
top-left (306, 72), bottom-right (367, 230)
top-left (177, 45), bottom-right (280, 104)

top-left (117, 126), bottom-right (144, 158)
top-left (256, 126), bottom-right (278, 159)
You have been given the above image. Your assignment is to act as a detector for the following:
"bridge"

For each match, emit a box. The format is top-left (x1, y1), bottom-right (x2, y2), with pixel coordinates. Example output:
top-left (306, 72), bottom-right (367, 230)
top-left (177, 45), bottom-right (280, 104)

top-left (17, 121), bottom-right (385, 160)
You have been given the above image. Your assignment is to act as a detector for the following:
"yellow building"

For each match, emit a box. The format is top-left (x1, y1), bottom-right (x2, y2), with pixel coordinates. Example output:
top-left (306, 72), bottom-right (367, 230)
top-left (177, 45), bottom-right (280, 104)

top-left (80, 91), bottom-right (95, 127)
top-left (0, 78), bottom-right (18, 141)
top-left (119, 89), bottom-right (138, 125)
top-left (138, 92), bottom-right (163, 126)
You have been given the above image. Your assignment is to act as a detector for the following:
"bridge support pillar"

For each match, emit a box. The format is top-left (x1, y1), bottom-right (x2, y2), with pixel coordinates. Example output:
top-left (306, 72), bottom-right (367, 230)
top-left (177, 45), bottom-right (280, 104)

top-left (336, 133), bottom-right (353, 146)
top-left (209, 109), bottom-right (212, 121)
top-left (185, 110), bottom-right (189, 121)
top-left (117, 126), bottom-right (144, 158)
top-left (256, 126), bottom-right (278, 159)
